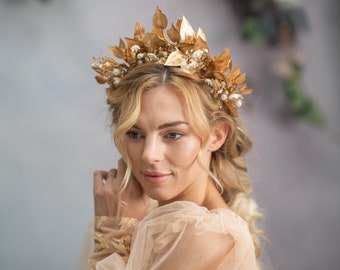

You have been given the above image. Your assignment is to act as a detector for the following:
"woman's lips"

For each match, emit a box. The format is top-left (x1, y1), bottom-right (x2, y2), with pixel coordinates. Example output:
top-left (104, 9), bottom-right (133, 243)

top-left (142, 172), bottom-right (172, 184)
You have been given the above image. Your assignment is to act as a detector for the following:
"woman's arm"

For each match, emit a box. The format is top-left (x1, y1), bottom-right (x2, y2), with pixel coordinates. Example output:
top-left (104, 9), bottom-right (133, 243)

top-left (90, 158), bottom-right (149, 269)
top-left (89, 216), bottom-right (138, 269)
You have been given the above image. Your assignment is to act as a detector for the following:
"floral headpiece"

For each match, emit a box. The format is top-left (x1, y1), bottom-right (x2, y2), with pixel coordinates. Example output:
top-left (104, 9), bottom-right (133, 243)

top-left (92, 7), bottom-right (253, 117)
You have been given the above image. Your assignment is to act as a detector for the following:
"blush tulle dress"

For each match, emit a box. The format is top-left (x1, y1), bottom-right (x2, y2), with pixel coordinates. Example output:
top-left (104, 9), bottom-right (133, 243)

top-left (82, 201), bottom-right (257, 270)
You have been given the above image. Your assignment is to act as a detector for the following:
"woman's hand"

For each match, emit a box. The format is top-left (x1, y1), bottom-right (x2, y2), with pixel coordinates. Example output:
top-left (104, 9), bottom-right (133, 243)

top-left (93, 158), bottom-right (150, 220)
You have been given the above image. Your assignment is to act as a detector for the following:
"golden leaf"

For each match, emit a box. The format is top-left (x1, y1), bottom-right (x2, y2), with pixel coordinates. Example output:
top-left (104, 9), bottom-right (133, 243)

top-left (242, 89), bottom-right (253, 95)
top-left (234, 73), bottom-right (245, 84)
top-left (175, 18), bottom-right (182, 30)
top-left (167, 23), bottom-right (180, 43)
top-left (177, 42), bottom-right (194, 53)
top-left (119, 39), bottom-right (126, 50)
top-left (192, 36), bottom-right (209, 51)
top-left (217, 48), bottom-right (230, 61)
top-left (164, 50), bottom-right (188, 66)
top-left (95, 76), bottom-right (107, 84)
top-left (215, 48), bottom-right (231, 73)
top-left (213, 71), bottom-right (225, 81)
top-left (105, 59), bottom-right (118, 68)
top-left (125, 38), bottom-right (144, 49)
top-left (125, 55), bottom-right (137, 66)
top-left (239, 84), bottom-right (248, 92)
top-left (201, 62), bottom-right (215, 77)
top-left (109, 46), bottom-right (124, 59)
top-left (152, 7), bottom-right (168, 29)
top-left (214, 59), bottom-right (228, 73)
top-left (197, 27), bottom-right (207, 41)
top-left (231, 66), bottom-right (240, 78)
top-left (205, 59), bottom-right (216, 71)
top-left (152, 27), bottom-right (166, 42)
top-left (134, 22), bottom-right (145, 40)
top-left (143, 32), bottom-right (166, 49)
top-left (180, 16), bottom-right (195, 43)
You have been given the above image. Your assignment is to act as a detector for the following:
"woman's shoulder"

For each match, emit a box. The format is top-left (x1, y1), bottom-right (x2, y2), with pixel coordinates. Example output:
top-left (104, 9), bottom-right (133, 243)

top-left (147, 200), bottom-right (246, 220)
top-left (129, 201), bottom-right (256, 269)
top-left (139, 200), bottom-right (250, 238)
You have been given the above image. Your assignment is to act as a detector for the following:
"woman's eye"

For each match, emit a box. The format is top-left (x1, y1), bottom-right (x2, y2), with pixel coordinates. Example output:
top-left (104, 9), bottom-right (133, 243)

top-left (126, 131), bottom-right (142, 139)
top-left (166, 132), bottom-right (182, 140)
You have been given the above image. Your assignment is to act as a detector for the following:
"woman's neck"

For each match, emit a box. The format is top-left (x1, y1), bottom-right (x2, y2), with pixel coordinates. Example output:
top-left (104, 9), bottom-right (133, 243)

top-left (202, 180), bottom-right (229, 210)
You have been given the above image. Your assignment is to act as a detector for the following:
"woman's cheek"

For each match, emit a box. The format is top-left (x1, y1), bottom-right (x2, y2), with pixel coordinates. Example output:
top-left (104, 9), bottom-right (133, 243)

top-left (169, 139), bottom-right (201, 167)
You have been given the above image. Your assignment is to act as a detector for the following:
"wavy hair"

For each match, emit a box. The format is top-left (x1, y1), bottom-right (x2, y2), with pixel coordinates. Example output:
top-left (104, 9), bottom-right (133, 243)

top-left (105, 63), bottom-right (263, 261)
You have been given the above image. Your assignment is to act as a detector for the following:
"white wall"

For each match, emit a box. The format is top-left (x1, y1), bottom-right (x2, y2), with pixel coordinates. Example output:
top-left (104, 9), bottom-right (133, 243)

top-left (0, 0), bottom-right (339, 269)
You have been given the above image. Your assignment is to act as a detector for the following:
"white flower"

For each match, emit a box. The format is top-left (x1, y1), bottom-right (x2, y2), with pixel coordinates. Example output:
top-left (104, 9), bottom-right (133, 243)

top-left (112, 68), bottom-right (120, 76)
top-left (137, 60), bottom-right (143, 65)
top-left (192, 50), bottom-right (203, 60)
top-left (131, 45), bottom-right (140, 52)
top-left (181, 63), bottom-right (189, 70)
top-left (229, 93), bottom-right (242, 100)
top-left (147, 53), bottom-right (159, 62)
top-left (229, 93), bottom-right (243, 107)
top-left (186, 60), bottom-right (199, 69)
top-left (164, 50), bottom-right (188, 67)
top-left (205, 79), bottom-right (212, 86)
top-left (137, 53), bottom-right (144, 59)
top-left (221, 93), bottom-right (228, 101)
top-left (217, 89), bottom-right (223, 94)
top-left (113, 77), bottom-right (121, 86)
top-left (235, 99), bottom-right (243, 107)
top-left (91, 58), bottom-right (99, 68)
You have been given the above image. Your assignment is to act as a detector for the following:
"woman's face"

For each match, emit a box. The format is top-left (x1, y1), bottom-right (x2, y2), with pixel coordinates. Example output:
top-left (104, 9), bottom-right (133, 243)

top-left (123, 85), bottom-right (214, 205)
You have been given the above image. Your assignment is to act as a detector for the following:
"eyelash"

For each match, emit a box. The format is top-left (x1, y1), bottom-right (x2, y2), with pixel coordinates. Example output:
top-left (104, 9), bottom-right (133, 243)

top-left (126, 131), bottom-right (183, 141)
top-left (126, 131), bottom-right (143, 139)
top-left (165, 132), bottom-right (182, 140)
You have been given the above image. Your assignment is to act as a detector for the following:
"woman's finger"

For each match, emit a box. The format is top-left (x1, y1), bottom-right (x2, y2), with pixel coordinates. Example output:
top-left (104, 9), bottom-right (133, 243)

top-left (107, 169), bottom-right (118, 179)
top-left (93, 170), bottom-right (108, 193)
top-left (106, 168), bottom-right (118, 186)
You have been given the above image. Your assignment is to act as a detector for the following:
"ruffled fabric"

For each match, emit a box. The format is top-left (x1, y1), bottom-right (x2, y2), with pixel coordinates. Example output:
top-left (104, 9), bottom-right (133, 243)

top-left (90, 217), bottom-right (138, 269)
top-left (95, 201), bottom-right (256, 270)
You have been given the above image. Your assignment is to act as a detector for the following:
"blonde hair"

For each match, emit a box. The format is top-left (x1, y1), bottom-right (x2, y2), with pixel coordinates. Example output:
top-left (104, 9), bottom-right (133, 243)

top-left (106, 63), bottom-right (263, 260)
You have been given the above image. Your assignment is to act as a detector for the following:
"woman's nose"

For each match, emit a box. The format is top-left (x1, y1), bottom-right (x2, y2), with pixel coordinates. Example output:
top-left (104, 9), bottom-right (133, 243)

top-left (141, 136), bottom-right (163, 163)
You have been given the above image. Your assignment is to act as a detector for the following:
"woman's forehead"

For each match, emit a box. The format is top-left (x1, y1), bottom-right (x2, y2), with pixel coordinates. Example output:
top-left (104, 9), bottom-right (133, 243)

top-left (139, 86), bottom-right (188, 122)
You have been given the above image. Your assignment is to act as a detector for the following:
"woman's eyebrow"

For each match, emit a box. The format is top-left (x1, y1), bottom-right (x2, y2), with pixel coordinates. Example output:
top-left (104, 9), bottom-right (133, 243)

top-left (158, 121), bottom-right (189, 130)
top-left (131, 121), bottom-right (189, 130)
top-left (131, 124), bottom-right (142, 130)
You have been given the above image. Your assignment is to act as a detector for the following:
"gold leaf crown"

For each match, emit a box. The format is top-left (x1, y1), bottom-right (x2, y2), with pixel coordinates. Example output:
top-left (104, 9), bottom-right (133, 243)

top-left (92, 7), bottom-right (253, 117)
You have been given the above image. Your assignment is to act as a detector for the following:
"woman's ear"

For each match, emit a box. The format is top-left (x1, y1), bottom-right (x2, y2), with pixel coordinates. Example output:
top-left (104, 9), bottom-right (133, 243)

top-left (208, 123), bottom-right (228, 152)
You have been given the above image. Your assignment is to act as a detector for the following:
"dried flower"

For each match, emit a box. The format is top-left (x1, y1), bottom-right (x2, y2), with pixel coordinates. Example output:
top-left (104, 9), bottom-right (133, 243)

top-left (112, 68), bottom-right (120, 76)
top-left (221, 93), bottom-right (228, 101)
top-left (131, 45), bottom-right (140, 52)
top-left (113, 77), bottom-right (121, 86)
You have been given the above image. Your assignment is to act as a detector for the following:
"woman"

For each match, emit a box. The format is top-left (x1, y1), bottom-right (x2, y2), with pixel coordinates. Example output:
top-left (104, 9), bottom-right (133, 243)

top-left (89, 7), bottom-right (263, 270)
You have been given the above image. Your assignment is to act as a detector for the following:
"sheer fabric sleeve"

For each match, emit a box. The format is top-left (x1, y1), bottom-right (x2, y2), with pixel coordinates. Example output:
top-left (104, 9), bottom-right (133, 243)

top-left (89, 216), bottom-right (138, 270)
top-left (128, 201), bottom-right (256, 270)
